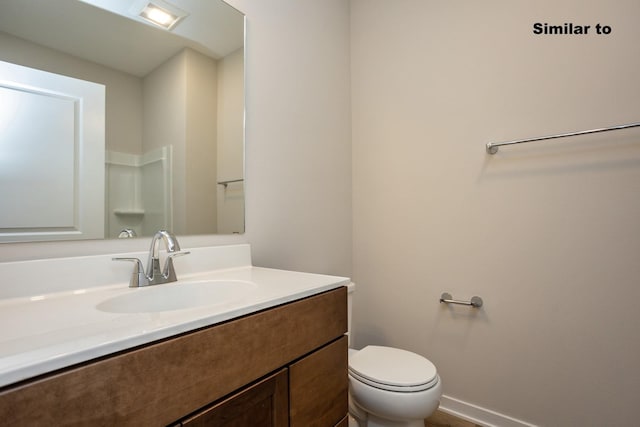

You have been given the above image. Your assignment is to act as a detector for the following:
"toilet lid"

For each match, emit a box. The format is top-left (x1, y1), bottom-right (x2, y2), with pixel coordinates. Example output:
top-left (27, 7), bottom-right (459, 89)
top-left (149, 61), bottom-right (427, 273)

top-left (349, 346), bottom-right (438, 392)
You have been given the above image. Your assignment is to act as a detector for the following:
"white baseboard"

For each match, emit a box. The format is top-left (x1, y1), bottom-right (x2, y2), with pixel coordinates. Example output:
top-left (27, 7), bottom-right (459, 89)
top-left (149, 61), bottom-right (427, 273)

top-left (438, 395), bottom-right (538, 427)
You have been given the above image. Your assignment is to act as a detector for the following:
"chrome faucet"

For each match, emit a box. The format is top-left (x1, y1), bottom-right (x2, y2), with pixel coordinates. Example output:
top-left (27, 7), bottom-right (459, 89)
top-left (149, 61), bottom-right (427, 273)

top-left (113, 230), bottom-right (190, 287)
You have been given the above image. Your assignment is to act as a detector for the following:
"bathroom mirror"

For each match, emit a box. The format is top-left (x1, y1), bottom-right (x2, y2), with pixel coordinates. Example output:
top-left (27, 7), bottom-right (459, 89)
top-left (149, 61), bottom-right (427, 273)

top-left (0, 0), bottom-right (244, 242)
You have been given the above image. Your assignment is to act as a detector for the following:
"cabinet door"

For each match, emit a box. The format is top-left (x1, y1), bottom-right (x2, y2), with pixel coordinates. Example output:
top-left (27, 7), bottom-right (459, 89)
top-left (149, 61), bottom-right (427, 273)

top-left (289, 336), bottom-right (348, 427)
top-left (179, 368), bottom-right (288, 427)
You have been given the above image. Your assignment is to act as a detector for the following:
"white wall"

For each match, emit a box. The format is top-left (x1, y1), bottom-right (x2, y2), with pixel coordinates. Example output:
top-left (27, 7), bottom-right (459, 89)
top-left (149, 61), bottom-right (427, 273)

top-left (351, 1), bottom-right (640, 426)
top-left (0, 1), bottom-right (352, 280)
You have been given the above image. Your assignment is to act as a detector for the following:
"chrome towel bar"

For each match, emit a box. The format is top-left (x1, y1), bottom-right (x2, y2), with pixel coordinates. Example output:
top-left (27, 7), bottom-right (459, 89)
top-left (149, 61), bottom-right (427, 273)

top-left (217, 178), bottom-right (244, 188)
top-left (486, 121), bottom-right (640, 154)
top-left (439, 292), bottom-right (483, 308)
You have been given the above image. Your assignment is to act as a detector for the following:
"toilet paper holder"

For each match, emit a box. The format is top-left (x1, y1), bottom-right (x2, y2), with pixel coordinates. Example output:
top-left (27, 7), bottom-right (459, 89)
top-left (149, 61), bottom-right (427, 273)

top-left (439, 292), bottom-right (483, 308)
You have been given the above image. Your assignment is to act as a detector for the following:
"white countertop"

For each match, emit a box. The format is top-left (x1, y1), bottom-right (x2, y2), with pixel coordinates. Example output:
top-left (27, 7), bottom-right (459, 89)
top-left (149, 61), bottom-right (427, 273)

top-left (0, 244), bottom-right (349, 388)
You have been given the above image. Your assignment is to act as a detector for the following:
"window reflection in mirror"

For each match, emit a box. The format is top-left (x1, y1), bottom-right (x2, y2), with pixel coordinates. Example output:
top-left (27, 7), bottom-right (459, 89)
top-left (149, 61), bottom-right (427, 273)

top-left (0, 0), bottom-right (244, 242)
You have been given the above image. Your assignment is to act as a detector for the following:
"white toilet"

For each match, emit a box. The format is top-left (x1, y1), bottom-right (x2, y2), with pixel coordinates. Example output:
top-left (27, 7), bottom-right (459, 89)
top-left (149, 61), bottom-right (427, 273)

top-left (346, 283), bottom-right (442, 427)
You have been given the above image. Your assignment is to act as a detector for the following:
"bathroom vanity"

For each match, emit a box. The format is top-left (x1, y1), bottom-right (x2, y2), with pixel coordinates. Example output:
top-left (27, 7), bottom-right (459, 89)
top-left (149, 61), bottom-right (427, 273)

top-left (0, 244), bottom-right (349, 426)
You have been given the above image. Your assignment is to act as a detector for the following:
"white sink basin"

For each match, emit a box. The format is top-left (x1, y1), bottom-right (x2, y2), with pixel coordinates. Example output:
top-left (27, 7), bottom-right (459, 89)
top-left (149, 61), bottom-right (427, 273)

top-left (96, 280), bottom-right (256, 313)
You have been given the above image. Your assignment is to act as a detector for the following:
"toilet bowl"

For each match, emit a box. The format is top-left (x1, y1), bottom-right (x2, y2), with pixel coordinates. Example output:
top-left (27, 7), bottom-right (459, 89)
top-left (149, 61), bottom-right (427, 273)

top-left (346, 284), bottom-right (442, 427)
top-left (348, 346), bottom-right (442, 427)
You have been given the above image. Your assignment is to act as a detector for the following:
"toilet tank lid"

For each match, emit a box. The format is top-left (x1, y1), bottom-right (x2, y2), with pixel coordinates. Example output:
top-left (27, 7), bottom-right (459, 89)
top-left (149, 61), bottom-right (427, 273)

top-left (349, 345), bottom-right (437, 388)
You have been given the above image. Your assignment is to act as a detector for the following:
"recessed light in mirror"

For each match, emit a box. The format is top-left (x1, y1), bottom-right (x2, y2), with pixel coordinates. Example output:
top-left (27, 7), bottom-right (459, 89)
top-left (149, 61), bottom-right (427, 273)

top-left (136, 0), bottom-right (187, 30)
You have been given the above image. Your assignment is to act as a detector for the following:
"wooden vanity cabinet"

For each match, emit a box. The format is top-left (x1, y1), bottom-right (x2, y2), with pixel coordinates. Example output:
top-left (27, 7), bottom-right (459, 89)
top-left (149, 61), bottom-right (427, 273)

top-left (0, 287), bottom-right (347, 426)
top-left (176, 335), bottom-right (348, 427)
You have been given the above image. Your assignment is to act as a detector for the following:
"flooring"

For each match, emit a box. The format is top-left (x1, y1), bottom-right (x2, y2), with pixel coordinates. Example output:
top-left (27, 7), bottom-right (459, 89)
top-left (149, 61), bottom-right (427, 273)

top-left (425, 410), bottom-right (483, 427)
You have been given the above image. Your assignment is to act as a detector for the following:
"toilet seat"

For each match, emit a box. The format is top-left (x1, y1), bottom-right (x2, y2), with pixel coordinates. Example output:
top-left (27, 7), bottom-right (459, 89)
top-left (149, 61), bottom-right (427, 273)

top-left (348, 346), bottom-right (438, 393)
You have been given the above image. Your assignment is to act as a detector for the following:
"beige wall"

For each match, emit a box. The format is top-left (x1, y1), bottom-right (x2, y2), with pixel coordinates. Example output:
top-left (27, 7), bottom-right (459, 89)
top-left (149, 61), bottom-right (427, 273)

top-left (184, 49), bottom-right (218, 235)
top-left (227, 0), bottom-right (352, 275)
top-left (351, 0), bottom-right (640, 425)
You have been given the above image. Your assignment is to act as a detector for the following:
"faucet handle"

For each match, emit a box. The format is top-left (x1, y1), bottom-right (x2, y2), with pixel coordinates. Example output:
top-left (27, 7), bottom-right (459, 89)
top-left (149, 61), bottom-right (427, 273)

top-left (112, 257), bottom-right (149, 288)
top-left (167, 250), bottom-right (190, 259)
top-left (162, 251), bottom-right (191, 280)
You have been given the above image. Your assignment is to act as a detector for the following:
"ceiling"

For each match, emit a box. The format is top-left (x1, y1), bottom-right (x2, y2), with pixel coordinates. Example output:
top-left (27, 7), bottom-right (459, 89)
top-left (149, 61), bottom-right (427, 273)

top-left (0, 0), bottom-right (244, 77)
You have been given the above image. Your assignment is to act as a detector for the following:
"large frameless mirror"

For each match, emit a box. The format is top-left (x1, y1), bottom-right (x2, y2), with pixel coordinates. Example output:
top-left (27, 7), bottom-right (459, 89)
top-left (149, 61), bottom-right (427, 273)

top-left (0, 0), bottom-right (245, 242)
